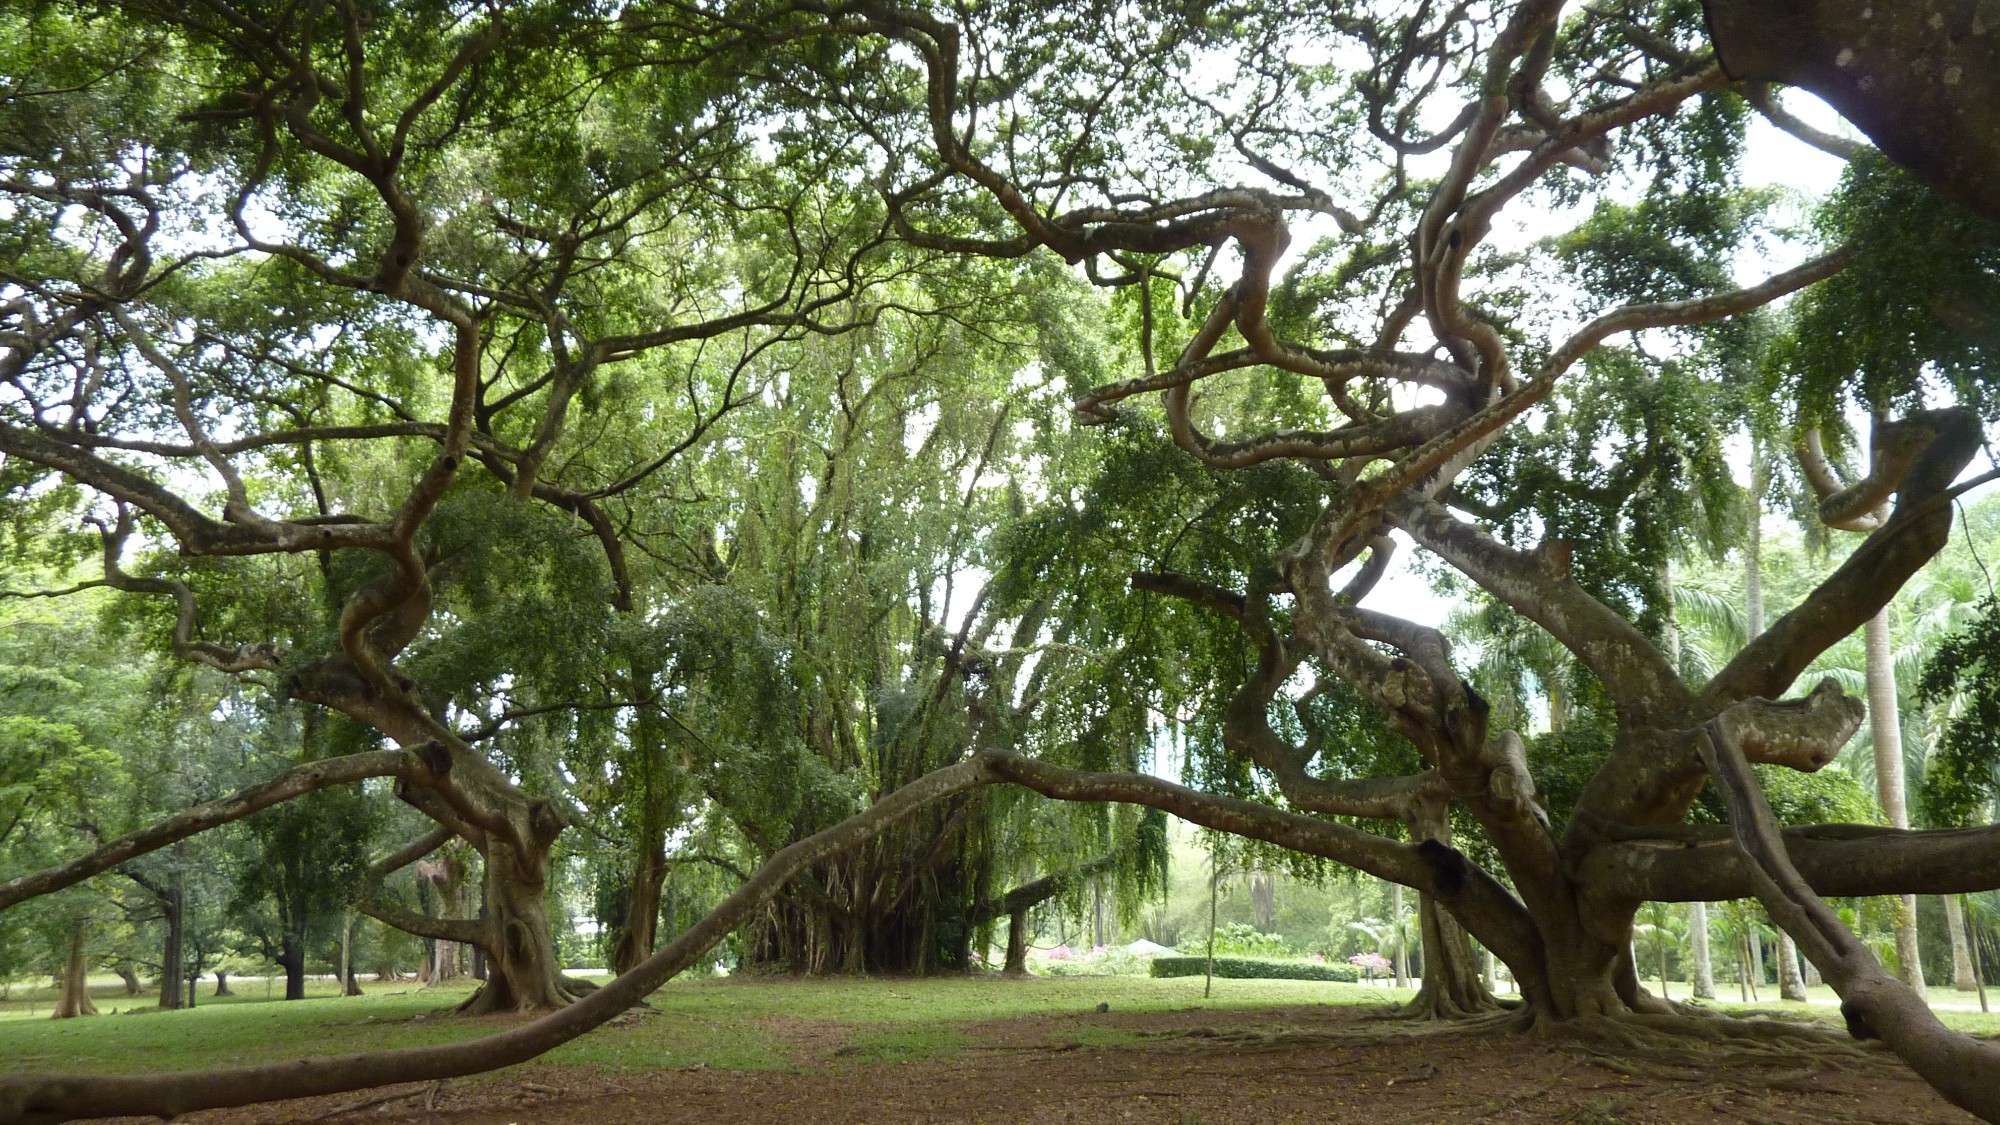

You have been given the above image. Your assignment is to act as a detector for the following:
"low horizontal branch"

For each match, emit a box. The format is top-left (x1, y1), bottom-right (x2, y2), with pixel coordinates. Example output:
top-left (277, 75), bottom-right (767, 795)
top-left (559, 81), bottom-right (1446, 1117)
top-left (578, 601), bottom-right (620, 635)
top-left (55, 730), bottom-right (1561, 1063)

top-left (0, 750), bottom-right (431, 913)
top-left (1578, 821), bottom-right (2000, 903)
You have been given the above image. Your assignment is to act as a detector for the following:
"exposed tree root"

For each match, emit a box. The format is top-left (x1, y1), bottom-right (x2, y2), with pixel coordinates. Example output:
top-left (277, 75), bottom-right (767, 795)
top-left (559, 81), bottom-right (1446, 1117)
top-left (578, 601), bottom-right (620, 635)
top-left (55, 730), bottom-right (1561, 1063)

top-left (1154, 1006), bottom-right (1532, 1051)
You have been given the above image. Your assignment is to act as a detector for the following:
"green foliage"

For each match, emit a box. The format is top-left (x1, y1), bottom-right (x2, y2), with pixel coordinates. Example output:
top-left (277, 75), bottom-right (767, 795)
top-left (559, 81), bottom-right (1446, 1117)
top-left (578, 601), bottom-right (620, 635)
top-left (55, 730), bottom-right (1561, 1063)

top-left (1148, 955), bottom-right (1360, 982)
top-left (1174, 922), bottom-right (1294, 959)
top-left (1918, 596), bottom-right (2000, 826)
top-left (1779, 155), bottom-right (2000, 428)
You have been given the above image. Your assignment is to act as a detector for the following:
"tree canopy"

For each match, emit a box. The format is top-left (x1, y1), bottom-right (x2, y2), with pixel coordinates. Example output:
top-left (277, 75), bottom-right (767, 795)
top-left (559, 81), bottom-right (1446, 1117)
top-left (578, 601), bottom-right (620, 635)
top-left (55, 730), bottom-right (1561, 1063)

top-left (4, 1), bottom-right (2000, 1121)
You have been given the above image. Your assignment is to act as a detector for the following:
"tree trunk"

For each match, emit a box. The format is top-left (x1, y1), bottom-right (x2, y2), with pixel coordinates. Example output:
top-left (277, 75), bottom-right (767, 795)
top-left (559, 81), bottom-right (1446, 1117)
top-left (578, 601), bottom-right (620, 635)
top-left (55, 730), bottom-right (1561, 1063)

top-left (1406, 892), bottom-right (1498, 1018)
top-left (1390, 881), bottom-right (1409, 989)
top-left (51, 920), bottom-right (97, 1019)
top-left (1689, 902), bottom-right (1716, 999)
top-left (338, 911), bottom-right (355, 998)
top-left (1003, 907), bottom-right (1029, 976)
top-left (156, 874), bottom-right (185, 1011)
top-left (115, 963), bottom-right (142, 995)
top-left (611, 687), bottom-right (676, 977)
top-left (1749, 921), bottom-right (1765, 985)
top-left (281, 934), bottom-right (307, 1001)
top-left (1702, 0), bottom-right (2000, 219)
top-left (1866, 608), bottom-right (1928, 997)
top-left (1945, 893), bottom-right (1978, 991)
top-left (214, 971), bottom-right (233, 997)
top-left (610, 842), bottom-right (666, 976)
top-left (1776, 929), bottom-right (1807, 1000)
top-left (456, 837), bottom-right (578, 1014)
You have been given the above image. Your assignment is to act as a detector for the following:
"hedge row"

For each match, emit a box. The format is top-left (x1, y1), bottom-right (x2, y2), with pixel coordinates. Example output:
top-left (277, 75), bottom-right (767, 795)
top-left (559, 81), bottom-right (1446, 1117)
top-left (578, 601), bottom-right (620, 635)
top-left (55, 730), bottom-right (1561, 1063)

top-left (1148, 956), bottom-right (1361, 982)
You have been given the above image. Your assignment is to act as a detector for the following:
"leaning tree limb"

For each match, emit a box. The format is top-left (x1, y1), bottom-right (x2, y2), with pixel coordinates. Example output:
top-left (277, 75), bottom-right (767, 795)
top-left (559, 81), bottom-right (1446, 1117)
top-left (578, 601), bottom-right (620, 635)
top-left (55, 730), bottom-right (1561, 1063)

top-left (1699, 709), bottom-right (2000, 1123)
top-left (0, 754), bottom-right (999, 1124)
top-left (0, 747), bottom-right (1554, 1123)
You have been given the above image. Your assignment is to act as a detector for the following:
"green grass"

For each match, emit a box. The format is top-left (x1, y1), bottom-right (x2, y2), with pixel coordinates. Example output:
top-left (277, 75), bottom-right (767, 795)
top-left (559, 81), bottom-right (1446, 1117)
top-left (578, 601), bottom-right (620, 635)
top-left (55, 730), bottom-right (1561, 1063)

top-left (0, 972), bottom-right (1391, 1076)
top-left (3, 971), bottom-right (1991, 1082)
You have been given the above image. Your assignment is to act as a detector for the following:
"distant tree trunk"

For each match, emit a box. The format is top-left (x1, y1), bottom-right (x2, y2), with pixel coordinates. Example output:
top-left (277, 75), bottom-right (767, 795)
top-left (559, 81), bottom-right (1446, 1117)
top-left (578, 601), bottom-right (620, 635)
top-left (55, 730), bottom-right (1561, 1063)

top-left (1390, 882), bottom-right (1409, 989)
top-left (1003, 908), bottom-right (1029, 976)
top-left (156, 873), bottom-right (185, 1011)
top-left (1776, 929), bottom-right (1807, 1000)
top-left (1204, 853), bottom-right (1219, 999)
top-left (1866, 608), bottom-right (1928, 997)
top-left (1091, 878), bottom-right (1107, 949)
top-left (1689, 902), bottom-right (1716, 999)
top-left (214, 971), bottom-right (233, 997)
top-left (1946, 893), bottom-right (1979, 991)
top-left (115, 963), bottom-right (142, 996)
top-left (280, 933), bottom-right (307, 1001)
top-left (1748, 924), bottom-right (1765, 985)
top-left (52, 921), bottom-right (97, 1019)
top-left (610, 842), bottom-right (666, 976)
top-left (611, 691), bottom-right (674, 977)
top-left (338, 912), bottom-right (355, 998)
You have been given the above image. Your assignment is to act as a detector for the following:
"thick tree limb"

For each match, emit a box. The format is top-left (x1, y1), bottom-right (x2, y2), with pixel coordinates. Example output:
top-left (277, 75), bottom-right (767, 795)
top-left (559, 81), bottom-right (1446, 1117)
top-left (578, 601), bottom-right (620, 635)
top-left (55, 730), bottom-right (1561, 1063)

top-left (1703, 0), bottom-right (2000, 220)
top-left (1697, 711), bottom-right (2000, 1123)
top-left (1580, 821), bottom-right (2000, 904)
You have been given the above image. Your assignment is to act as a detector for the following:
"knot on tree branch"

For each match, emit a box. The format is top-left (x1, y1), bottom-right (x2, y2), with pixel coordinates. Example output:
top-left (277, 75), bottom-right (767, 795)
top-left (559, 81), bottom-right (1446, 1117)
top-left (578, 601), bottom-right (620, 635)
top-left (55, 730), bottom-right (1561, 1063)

top-left (1714, 678), bottom-right (1864, 772)
top-left (417, 740), bottom-right (453, 779)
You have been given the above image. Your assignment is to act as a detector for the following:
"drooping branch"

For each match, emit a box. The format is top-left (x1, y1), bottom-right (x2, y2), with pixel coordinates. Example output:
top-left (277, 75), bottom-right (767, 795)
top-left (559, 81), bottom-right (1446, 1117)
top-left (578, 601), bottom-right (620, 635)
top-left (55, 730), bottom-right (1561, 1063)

top-left (0, 750), bottom-right (434, 913)
top-left (968, 851), bottom-right (1121, 926)
top-left (1697, 709), bottom-right (2000, 1122)
top-left (982, 752), bottom-right (1542, 984)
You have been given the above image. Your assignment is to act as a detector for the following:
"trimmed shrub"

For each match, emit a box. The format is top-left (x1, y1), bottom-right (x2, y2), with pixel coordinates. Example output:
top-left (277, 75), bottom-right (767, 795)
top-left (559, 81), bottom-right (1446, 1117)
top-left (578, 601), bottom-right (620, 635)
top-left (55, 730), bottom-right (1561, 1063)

top-left (1148, 956), bottom-right (1360, 982)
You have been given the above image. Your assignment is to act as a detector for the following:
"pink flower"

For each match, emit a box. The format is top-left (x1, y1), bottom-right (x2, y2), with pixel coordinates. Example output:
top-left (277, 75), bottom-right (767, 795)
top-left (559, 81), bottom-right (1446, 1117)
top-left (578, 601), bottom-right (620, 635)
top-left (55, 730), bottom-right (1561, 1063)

top-left (1048, 945), bottom-right (1075, 960)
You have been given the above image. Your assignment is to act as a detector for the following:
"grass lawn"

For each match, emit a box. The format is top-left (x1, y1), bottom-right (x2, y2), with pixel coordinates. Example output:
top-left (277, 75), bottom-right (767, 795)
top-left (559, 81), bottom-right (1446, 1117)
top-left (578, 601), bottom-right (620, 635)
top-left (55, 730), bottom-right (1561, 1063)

top-left (2, 971), bottom-right (1994, 1079)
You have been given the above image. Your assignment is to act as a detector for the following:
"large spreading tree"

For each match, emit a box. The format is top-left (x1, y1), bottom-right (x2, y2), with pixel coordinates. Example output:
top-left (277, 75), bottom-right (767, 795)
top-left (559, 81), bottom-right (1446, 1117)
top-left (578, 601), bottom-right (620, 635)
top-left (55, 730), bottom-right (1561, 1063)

top-left (4, 2), bottom-right (2000, 1123)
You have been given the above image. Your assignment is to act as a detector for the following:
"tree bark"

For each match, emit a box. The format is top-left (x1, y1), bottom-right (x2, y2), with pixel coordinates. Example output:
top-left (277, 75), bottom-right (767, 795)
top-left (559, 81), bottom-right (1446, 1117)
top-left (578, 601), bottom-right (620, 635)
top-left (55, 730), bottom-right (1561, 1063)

top-left (609, 841), bottom-right (666, 976)
top-left (156, 872), bottom-right (185, 1011)
top-left (1866, 608), bottom-right (1927, 997)
top-left (1699, 714), bottom-right (2000, 1122)
top-left (114, 964), bottom-right (141, 996)
top-left (1701, 0), bottom-right (2000, 220)
top-left (280, 933), bottom-right (306, 1001)
top-left (51, 922), bottom-right (97, 1020)
top-left (214, 972), bottom-right (233, 997)
top-left (1946, 892), bottom-right (1978, 991)
top-left (1002, 907), bottom-right (1029, 976)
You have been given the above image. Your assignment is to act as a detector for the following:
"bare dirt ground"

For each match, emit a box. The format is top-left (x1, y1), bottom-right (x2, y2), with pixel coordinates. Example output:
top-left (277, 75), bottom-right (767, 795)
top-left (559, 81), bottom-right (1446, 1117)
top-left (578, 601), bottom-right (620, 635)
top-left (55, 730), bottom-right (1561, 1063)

top-left (172, 1004), bottom-right (1978, 1125)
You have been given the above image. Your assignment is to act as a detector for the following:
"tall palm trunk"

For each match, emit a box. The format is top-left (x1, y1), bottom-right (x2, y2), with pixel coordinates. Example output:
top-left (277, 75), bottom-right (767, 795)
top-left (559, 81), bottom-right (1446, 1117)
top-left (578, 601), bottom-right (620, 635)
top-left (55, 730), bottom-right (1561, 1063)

top-left (1866, 608), bottom-right (1927, 996)
top-left (1689, 902), bottom-right (1716, 999)
top-left (1946, 893), bottom-right (1978, 991)
top-left (1744, 461), bottom-right (1807, 1000)
top-left (1663, 559), bottom-right (1721, 1000)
